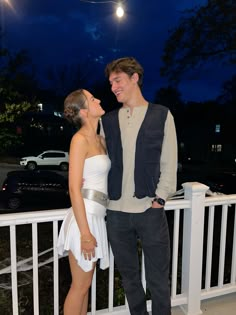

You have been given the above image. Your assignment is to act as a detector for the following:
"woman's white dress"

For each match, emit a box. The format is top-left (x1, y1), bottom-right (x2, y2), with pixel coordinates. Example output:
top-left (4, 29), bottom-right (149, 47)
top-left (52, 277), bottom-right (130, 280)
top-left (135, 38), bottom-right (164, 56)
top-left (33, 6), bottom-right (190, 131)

top-left (57, 155), bottom-right (111, 272)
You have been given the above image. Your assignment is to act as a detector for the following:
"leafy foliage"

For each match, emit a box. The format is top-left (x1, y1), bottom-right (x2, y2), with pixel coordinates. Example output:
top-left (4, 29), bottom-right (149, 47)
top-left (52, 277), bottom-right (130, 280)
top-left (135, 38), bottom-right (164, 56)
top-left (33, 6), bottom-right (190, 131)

top-left (161, 0), bottom-right (236, 81)
top-left (217, 75), bottom-right (236, 105)
top-left (0, 35), bottom-right (39, 153)
top-left (0, 49), bottom-right (38, 106)
top-left (0, 102), bottom-right (36, 123)
top-left (154, 86), bottom-right (182, 112)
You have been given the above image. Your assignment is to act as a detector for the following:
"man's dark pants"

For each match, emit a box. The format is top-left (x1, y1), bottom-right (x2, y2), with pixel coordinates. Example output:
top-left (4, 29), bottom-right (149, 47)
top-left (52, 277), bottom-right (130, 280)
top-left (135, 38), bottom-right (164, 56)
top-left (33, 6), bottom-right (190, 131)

top-left (106, 207), bottom-right (171, 315)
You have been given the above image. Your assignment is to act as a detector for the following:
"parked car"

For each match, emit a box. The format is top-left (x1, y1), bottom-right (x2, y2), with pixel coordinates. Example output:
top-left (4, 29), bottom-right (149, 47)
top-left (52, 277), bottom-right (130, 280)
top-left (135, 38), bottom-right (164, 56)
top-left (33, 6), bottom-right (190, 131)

top-left (20, 150), bottom-right (69, 171)
top-left (1, 170), bottom-right (71, 210)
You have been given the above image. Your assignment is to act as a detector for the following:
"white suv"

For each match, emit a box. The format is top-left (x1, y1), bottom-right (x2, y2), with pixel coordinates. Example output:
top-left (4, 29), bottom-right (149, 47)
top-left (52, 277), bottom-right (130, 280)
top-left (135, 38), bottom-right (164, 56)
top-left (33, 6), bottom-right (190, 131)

top-left (20, 150), bottom-right (69, 171)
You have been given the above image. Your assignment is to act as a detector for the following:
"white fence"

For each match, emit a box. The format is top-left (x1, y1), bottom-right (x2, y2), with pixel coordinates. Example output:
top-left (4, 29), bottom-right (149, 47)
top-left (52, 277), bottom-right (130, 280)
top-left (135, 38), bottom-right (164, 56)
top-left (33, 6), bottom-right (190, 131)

top-left (0, 182), bottom-right (236, 315)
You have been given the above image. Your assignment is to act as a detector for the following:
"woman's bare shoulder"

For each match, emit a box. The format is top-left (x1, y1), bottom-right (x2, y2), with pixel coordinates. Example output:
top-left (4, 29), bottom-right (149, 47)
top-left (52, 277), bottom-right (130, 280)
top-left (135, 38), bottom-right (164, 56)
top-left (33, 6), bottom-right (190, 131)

top-left (70, 132), bottom-right (89, 154)
top-left (71, 131), bottom-right (88, 144)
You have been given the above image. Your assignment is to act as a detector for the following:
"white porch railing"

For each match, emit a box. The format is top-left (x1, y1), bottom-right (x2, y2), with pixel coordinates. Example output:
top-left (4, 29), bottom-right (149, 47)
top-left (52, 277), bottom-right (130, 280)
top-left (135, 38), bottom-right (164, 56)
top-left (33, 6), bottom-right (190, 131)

top-left (0, 182), bottom-right (236, 315)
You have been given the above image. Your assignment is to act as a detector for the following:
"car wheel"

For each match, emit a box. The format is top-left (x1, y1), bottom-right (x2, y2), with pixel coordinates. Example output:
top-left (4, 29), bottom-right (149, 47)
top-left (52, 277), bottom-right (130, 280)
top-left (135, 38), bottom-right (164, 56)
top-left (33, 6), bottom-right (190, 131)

top-left (60, 162), bottom-right (68, 171)
top-left (27, 162), bottom-right (37, 170)
top-left (8, 197), bottom-right (21, 210)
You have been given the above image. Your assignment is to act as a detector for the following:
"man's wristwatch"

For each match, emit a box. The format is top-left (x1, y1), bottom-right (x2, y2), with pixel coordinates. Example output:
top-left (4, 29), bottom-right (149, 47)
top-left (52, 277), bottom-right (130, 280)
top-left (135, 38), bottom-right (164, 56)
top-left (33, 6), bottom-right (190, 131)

top-left (152, 197), bottom-right (165, 206)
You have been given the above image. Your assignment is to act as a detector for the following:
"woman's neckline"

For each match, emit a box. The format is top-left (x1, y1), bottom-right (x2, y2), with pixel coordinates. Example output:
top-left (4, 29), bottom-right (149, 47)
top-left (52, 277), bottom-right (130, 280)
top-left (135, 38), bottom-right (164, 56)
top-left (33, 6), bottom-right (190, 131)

top-left (86, 154), bottom-right (107, 160)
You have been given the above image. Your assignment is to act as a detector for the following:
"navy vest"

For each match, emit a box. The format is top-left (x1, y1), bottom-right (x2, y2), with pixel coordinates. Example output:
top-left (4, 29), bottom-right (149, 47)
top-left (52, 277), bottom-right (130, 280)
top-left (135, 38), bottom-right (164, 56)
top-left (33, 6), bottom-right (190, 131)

top-left (102, 103), bottom-right (168, 200)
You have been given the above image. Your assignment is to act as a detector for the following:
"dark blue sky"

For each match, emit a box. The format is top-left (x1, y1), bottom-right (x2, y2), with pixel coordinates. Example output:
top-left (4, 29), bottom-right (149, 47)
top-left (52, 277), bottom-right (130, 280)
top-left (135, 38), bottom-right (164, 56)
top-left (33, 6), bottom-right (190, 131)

top-left (1, 0), bottom-right (234, 102)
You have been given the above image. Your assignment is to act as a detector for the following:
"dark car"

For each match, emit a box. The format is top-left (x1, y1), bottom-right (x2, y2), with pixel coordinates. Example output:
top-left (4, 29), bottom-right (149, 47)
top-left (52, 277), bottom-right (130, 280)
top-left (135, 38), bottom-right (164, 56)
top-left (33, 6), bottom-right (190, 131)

top-left (1, 170), bottom-right (71, 210)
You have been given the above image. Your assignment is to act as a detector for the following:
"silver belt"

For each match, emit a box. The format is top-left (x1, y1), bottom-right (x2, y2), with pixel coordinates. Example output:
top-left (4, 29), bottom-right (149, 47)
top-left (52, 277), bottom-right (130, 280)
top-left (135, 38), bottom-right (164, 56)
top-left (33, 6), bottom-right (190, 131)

top-left (81, 188), bottom-right (108, 207)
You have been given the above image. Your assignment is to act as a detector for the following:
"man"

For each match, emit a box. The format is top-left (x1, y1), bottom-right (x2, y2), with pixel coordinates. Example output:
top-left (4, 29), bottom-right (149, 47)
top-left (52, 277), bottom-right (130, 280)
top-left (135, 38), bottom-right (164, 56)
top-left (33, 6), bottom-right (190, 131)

top-left (101, 57), bottom-right (177, 315)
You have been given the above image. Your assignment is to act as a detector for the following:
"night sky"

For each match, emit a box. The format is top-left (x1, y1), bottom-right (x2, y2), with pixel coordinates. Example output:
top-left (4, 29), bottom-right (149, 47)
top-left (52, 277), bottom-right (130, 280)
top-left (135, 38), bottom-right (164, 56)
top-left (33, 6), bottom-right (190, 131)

top-left (1, 0), bottom-right (234, 102)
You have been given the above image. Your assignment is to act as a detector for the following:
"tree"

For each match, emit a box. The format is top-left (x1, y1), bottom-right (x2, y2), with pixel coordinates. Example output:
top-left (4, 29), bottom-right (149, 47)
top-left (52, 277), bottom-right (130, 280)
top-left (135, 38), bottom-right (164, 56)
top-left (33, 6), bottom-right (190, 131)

top-left (44, 55), bottom-right (104, 103)
top-left (0, 102), bottom-right (37, 124)
top-left (0, 30), bottom-right (39, 154)
top-left (0, 49), bottom-right (39, 154)
top-left (0, 49), bottom-right (38, 107)
top-left (161, 0), bottom-right (236, 81)
top-left (0, 102), bottom-right (38, 154)
top-left (217, 75), bottom-right (236, 105)
top-left (154, 86), bottom-right (182, 113)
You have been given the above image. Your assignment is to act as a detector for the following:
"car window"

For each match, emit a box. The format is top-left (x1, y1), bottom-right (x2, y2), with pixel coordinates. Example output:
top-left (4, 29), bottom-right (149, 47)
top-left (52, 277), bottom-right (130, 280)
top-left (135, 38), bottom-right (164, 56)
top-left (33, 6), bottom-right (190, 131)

top-left (42, 152), bottom-right (65, 158)
top-left (42, 153), bottom-right (52, 158)
top-left (17, 177), bottom-right (42, 191)
top-left (14, 175), bottom-right (66, 191)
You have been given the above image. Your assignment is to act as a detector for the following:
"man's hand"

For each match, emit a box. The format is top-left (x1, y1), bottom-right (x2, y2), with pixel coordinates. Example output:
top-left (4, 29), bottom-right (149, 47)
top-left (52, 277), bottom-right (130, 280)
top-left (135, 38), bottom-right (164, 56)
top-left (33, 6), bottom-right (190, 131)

top-left (151, 200), bottom-right (164, 208)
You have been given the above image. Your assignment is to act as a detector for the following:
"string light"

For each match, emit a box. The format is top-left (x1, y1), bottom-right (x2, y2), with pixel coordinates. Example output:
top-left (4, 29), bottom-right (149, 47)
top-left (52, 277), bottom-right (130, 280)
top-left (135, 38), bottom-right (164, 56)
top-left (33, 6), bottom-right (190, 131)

top-left (80, 0), bottom-right (126, 19)
top-left (116, 4), bottom-right (124, 18)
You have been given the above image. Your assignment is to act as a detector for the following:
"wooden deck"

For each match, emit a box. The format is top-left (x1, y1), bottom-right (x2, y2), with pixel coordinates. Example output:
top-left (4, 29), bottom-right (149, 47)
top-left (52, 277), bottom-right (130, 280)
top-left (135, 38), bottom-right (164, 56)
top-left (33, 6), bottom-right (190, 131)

top-left (171, 292), bottom-right (236, 315)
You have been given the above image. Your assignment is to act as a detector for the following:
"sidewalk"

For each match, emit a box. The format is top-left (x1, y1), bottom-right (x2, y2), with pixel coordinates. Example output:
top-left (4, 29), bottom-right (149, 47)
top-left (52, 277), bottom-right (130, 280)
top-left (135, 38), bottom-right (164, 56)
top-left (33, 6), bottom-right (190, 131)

top-left (0, 154), bottom-right (20, 168)
top-left (0, 156), bottom-right (20, 166)
top-left (0, 162), bottom-right (20, 170)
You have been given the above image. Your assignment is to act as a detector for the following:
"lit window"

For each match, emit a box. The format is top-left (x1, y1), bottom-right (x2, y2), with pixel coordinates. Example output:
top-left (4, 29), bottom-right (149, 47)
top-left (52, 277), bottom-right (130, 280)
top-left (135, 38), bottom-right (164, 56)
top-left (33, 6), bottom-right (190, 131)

top-left (215, 124), bottom-right (221, 133)
top-left (211, 144), bottom-right (222, 152)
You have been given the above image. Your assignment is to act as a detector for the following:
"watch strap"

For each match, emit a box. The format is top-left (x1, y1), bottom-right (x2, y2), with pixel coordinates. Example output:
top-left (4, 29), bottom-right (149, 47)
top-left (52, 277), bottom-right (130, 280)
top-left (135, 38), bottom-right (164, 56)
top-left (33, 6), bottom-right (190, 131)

top-left (152, 197), bottom-right (165, 206)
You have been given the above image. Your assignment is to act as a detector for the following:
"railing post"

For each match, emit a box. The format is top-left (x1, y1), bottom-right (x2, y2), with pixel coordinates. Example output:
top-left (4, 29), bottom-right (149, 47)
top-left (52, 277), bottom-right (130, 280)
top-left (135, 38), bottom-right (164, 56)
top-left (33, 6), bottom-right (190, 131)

top-left (181, 182), bottom-right (209, 315)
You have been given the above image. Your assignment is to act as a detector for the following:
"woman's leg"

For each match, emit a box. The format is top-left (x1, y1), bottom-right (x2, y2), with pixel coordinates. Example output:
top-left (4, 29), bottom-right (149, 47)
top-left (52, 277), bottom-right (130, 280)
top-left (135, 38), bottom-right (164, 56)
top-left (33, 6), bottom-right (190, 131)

top-left (64, 251), bottom-right (95, 315)
top-left (80, 291), bottom-right (89, 315)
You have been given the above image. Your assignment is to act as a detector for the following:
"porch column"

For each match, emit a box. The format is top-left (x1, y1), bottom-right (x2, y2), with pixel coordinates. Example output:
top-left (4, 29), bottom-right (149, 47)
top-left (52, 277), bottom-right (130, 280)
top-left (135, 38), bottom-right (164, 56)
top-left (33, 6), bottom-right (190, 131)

top-left (181, 182), bottom-right (209, 315)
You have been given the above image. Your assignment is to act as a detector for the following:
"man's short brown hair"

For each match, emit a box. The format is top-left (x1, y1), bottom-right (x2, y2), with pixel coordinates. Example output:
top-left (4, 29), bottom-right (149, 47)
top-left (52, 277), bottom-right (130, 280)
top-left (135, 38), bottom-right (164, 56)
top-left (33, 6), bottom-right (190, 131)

top-left (105, 57), bottom-right (144, 88)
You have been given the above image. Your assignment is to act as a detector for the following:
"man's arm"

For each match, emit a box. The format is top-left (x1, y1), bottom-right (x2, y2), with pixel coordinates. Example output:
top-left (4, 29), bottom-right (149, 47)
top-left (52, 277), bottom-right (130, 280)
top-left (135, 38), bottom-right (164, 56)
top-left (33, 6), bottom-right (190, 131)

top-left (155, 111), bottom-right (178, 201)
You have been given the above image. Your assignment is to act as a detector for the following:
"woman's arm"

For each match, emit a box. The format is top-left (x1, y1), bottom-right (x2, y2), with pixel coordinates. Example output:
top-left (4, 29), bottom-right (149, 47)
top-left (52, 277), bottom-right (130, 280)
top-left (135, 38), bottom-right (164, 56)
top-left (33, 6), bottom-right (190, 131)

top-left (68, 132), bottom-right (97, 255)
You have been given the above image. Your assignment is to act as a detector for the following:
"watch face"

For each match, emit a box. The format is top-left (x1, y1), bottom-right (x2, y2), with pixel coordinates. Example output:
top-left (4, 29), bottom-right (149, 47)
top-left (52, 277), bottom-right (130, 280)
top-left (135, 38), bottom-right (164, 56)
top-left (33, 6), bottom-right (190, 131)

top-left (157, 198), bottom-right (165, 206)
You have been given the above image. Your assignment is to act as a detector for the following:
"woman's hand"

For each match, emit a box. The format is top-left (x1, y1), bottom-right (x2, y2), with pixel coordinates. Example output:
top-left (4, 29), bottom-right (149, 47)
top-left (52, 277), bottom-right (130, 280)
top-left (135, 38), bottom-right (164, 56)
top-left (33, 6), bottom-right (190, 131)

top-left (81, 234), bottom-right (97, 260)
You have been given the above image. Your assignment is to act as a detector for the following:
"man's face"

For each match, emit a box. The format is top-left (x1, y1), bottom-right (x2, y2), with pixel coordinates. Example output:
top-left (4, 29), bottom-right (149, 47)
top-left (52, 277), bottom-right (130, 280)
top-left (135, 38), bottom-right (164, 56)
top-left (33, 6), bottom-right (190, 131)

top-left (109, 71), bottom-right (136, 103)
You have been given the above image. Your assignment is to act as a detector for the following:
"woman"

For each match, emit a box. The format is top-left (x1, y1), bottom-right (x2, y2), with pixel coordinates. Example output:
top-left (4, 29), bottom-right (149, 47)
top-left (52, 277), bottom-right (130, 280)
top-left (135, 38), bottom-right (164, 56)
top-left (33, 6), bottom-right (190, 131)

top-left (57, 89), bottom-right (110, 315)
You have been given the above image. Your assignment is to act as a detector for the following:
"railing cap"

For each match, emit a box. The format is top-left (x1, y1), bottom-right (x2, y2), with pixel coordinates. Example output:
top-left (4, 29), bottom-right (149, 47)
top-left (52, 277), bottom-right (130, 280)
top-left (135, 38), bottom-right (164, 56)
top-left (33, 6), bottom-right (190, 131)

top-left (182, 182), bottom-right (209, 193)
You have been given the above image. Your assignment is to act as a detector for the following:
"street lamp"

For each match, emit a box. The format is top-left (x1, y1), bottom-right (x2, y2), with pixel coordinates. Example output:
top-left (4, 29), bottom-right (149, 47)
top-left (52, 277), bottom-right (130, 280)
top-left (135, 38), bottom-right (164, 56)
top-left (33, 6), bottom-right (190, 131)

top-left (80, 0), bottom-right (126, 19)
